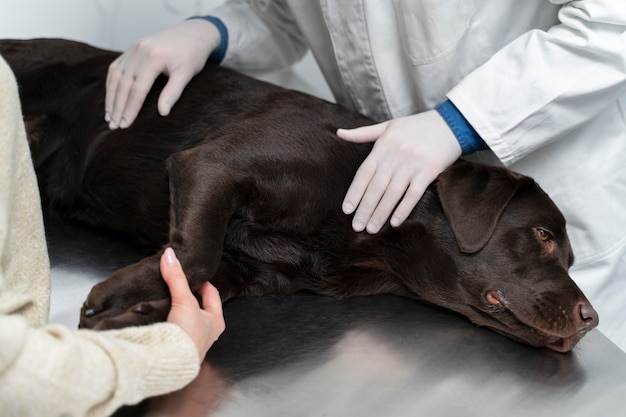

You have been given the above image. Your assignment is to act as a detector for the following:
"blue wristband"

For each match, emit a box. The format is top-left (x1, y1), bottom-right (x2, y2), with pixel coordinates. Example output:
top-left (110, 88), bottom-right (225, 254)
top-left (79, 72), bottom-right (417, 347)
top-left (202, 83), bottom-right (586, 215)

top-left (435, 100), bottom-right (488, 155)
top-left (187, 15), bottom-right (228, 64)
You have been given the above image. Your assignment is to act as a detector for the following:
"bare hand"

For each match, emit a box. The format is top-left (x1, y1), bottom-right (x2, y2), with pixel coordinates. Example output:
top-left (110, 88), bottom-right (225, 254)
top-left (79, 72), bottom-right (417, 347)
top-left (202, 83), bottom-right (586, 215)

top-left (105, 19), bottom-right (220, 129)
top-left (338, 110), bottom-right (461, 234)
top-left (161, 247), bottom-right (225, 360)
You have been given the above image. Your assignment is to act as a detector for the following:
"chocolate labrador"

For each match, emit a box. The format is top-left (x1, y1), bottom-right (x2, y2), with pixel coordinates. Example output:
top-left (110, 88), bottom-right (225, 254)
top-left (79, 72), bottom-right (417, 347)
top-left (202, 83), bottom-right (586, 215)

top-left (0, 38), bottom-right (598, 352)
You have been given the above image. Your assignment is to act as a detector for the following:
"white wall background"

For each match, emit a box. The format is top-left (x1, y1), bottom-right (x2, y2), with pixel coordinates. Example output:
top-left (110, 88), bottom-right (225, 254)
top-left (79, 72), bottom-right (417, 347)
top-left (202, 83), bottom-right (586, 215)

top-left (0, 0), bottom-right (333, 100)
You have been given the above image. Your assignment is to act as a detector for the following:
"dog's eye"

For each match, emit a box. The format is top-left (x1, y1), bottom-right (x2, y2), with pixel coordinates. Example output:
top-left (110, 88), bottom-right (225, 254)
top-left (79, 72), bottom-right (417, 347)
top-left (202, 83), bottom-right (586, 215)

top-left (536, 228), bottom-right (553, 242)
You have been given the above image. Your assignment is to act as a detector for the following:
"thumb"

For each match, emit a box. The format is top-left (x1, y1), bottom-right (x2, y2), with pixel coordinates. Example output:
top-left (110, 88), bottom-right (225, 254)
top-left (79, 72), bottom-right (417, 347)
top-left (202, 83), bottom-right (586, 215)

top-left (157, 71), bottom-right (193, 116)
top-left (336, 121), bottom-right (389, 144)
top-left (160, 247), bottom-right (192, 303)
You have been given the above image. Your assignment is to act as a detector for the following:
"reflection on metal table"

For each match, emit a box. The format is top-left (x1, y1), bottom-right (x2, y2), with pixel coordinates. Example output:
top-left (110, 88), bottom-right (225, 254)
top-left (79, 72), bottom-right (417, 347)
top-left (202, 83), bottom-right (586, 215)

top-left (46, 219), bottom-right (626, 417)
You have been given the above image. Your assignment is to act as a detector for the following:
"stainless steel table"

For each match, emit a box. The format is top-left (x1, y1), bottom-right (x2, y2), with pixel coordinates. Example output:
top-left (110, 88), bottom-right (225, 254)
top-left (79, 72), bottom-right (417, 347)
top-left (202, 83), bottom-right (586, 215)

top-left (46, 219), bottom-right (626, 417)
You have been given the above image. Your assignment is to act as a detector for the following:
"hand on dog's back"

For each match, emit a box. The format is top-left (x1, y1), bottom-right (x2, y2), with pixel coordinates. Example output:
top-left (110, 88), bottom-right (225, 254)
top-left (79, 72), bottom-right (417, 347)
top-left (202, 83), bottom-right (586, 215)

top-left (105, 19), bottom-right (220, 130)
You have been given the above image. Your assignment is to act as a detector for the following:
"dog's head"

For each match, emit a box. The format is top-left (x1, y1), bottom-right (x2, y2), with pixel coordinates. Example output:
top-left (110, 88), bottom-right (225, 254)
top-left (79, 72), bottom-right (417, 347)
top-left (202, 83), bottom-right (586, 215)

top-left (434, 161), bottom-right (598, 352)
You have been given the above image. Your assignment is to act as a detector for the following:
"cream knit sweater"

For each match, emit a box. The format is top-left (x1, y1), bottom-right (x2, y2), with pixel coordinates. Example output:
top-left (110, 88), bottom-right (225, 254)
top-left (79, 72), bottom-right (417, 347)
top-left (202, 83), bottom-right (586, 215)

top-left (0, 55), bottom-right (200, 417)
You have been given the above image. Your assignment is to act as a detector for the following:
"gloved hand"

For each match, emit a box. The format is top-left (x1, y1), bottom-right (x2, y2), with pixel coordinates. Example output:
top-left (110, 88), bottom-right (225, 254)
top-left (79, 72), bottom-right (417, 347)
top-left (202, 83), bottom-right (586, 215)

top-left (338, 110), bottom-right (462, 234)
top-left (105, 19), bottom-right (220, 130)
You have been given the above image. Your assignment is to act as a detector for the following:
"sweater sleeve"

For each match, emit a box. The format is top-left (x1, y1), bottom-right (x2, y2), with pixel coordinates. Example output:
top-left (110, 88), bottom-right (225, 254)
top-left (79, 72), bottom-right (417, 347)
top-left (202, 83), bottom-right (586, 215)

top-left (0, 314), bottom-right (200, 417)
top-left (208, 0), bottom-right (309, 73)
top-left (447, 0), bottom-right (626, 166)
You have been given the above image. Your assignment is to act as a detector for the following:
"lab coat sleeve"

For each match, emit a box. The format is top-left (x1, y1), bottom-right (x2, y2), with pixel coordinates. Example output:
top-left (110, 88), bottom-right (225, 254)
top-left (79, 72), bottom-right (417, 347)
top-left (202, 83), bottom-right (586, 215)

top-left (447, 0), bottom-right (626, 166)
top-left (209, 0), bottom-right (309, 73)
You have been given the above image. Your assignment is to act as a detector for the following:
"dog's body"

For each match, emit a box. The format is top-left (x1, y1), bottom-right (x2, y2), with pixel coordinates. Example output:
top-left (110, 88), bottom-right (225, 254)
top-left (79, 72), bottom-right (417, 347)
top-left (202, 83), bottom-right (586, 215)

top-left (0, 38), bottom-right (598, 352)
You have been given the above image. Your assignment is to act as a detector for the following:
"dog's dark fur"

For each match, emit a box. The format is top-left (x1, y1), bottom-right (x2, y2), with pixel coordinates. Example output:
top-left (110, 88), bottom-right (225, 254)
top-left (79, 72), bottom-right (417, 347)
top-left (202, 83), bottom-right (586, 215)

top-left (1, 38), bottom-right (598, 352)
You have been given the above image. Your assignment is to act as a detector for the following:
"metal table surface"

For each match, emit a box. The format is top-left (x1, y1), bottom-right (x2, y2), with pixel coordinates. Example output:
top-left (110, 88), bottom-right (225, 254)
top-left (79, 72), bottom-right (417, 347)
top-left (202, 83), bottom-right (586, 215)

top-left (45, 219), bottom-right (626, 417)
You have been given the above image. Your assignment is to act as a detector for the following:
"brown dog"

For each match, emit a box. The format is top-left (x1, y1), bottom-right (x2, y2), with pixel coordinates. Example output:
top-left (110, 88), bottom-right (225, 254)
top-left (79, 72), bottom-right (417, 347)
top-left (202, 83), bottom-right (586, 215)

top-left (1, 38), bottom-right (598, 352)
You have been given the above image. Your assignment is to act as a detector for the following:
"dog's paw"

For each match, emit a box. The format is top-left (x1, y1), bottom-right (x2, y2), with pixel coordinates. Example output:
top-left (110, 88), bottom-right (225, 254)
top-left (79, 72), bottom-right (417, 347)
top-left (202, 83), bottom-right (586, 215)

top-left (82, 299), bottom-right (171, 330)
top-left (78, 255), bottom-right (169, 329)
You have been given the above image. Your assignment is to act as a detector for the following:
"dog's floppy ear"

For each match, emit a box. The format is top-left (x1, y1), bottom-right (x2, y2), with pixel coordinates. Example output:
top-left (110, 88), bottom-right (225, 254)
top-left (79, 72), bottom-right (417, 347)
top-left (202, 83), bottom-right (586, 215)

top-left (436, 161), bottom-right (522, 253)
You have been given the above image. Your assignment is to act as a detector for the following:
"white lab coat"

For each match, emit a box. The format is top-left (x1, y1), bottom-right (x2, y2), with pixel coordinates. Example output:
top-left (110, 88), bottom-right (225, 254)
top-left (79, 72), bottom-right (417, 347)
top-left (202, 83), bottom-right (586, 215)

top-left (211, 0), bottom-right (626, 350)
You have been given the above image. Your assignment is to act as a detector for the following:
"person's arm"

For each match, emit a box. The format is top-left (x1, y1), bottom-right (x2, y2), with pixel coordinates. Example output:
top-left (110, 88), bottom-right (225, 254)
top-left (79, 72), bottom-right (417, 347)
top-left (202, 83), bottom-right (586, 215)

top-left (0, 315), bottom-right (198, 417)
top-left (0, 250), bottom-right (224, 417)
top-left (0, 249), bottom-right (224, 417)
top-left (209, 0), bottom-right (308, 73)
top-left (338, 0), bottom-right (626, 233)
top-left (106, 0), bottom-right (307, 130)
top-left (447, 0), bottom-right (626, 166)
top-left (105, 18), bottom-right (221, 129)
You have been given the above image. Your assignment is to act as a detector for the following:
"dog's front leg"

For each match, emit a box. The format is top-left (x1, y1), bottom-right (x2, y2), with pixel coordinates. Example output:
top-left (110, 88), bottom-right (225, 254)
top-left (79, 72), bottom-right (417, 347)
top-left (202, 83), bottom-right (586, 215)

top-left (164, 145), bottom-right (241, 292)
top-left (80, 144), bottom-right (240, 329)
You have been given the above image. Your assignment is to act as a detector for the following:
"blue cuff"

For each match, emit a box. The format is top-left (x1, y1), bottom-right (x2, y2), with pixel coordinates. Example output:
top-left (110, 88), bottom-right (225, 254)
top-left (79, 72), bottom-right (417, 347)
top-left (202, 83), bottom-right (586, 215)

top-left (435, 99), bottom-right (488, 155)
top-left (187, 15), bottom-right (228, 64)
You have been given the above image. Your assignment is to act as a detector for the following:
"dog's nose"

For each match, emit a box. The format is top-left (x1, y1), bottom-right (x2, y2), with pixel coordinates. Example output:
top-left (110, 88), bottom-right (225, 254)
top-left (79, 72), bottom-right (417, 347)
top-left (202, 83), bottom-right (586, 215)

top-left (577, 301), bottom-right (599, 331)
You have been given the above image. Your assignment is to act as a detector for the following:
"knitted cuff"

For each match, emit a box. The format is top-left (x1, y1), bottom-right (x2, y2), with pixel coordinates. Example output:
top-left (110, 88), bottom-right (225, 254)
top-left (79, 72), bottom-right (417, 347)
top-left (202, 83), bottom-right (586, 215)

top-left (436, 99), bottom-right (488, 155)
top-left (187, 15), bottom-right (229, 64)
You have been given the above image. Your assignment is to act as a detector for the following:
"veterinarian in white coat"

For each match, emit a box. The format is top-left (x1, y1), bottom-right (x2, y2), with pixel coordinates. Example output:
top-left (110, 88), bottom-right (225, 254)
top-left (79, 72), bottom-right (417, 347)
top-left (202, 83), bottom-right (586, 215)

top-left (106, 0), bottom-right (626, 352)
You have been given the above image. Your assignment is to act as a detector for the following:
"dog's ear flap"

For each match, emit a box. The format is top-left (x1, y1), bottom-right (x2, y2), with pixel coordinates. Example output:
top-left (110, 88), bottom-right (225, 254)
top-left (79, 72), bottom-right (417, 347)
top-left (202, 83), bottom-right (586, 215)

top-left (437, 161), bottom-right (522, 254)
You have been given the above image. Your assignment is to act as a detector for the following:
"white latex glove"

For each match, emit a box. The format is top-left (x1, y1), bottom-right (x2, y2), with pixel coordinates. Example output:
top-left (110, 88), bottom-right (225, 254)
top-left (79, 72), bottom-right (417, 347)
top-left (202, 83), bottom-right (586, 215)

top-left (338, 110), bottom-right (462, 234)
top-left (105, 19), bottom-right (221, 129)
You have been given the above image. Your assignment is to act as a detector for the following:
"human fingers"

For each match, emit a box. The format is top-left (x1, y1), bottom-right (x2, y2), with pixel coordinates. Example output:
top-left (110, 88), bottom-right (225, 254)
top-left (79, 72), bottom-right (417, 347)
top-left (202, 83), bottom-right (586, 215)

top-left (190, 281), bottom-right (225, 356)
top-left (365, 174), bottom-right (412, 233)
top-left (340, 122), bottom-right (398, 231)
top-left (341, 153), bottom-right (376, 217)
top-left (350, 164), bottom-right (393, 233)
top-left (106, 53), bottom-right (141, 128)
top-left (109, 62), bottom-right (163, 129)
top-left (336, 121), bottom-right (388, 143)
top-left (160, 247), bottom-right (194, 305)
top-left (351, 160), bottom-right (434, 233)
top-left (390, 178), bottom-right (430, 227)
top-left (339, 123), bottom-right (390, 218)
top-left (197, 281), bottom-right (223, 318)
top-left (160, 248), bottom-right (225, 358)
top-left (157, 69), bottom-right (195, 117)
top-left (196, 282), bottom-right (225, 340)
top-left (105, 57), bottom-right (123, 123)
